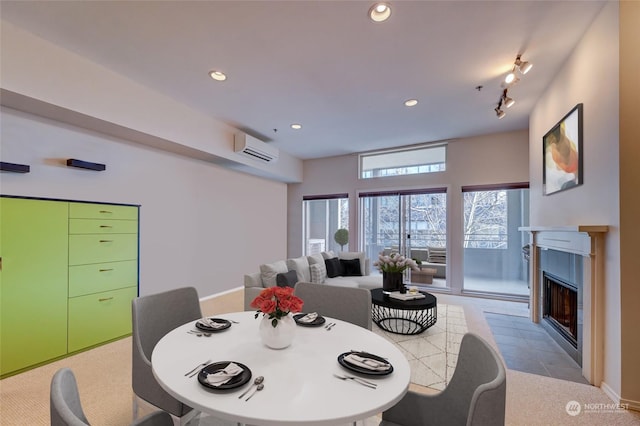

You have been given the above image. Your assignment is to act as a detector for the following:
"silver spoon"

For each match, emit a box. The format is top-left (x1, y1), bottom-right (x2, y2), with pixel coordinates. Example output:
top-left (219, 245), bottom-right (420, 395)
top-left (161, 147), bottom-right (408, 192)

top-left (238, 376), bottom-right (264, 399)
top-left (245, 383), bottom-right (264, 401)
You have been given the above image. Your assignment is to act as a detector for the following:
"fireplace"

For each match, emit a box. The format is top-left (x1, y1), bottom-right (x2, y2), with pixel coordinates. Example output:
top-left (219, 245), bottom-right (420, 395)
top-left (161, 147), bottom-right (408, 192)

top-left (520, 225), bottom-right (608, 386)
top-left (542, 272), bottom-right (581, 365)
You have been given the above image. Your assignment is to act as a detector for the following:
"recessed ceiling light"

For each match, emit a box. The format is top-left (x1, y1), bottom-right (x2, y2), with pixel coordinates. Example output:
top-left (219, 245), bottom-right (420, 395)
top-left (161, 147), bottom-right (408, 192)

top-left (209, 70), bottom-right (227, 81)
top-left (291, 124), bottom-right (302, 130)
top-left (404, 99), bottom-right (418, 107)
top-left (369, 2), bottom-right (391, 22)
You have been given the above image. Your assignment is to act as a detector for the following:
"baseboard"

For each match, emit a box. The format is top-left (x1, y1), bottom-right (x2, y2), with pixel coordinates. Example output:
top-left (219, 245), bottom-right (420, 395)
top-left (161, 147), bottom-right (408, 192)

top-left (601, 380), bottom-right (620, 404)
top-left (200, 286), bottom-right (244, 301)
top-left (600, 381), bottom-right (640, 412)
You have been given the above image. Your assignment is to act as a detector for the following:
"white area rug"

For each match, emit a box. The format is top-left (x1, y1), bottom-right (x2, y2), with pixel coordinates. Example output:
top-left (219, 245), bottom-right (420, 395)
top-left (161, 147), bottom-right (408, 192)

top-left (372, 304), bottom-right (467, 390)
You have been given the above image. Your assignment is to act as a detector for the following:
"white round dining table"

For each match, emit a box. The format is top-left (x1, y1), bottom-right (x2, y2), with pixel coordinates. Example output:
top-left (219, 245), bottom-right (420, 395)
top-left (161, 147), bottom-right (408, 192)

top-left (151, 311), bottom-right (410, 426)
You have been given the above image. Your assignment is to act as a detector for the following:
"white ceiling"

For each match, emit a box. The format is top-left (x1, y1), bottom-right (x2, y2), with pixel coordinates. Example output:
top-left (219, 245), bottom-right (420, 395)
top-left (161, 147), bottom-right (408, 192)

top-left (1, 1), bottom-right (605, 160)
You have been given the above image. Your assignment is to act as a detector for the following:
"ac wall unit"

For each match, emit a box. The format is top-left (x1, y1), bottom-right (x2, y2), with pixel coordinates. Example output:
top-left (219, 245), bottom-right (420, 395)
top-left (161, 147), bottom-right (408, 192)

top-left (234, 132), bottom-right (279, 163)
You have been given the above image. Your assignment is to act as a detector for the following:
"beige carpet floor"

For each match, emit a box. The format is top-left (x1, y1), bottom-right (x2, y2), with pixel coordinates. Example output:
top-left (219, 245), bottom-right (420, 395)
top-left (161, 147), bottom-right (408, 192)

top-left (1, 290), bottom-right (638, 426)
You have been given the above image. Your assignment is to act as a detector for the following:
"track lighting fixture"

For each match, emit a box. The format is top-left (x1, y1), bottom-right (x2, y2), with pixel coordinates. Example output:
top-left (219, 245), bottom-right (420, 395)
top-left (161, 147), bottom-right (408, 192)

top-left (494, 54), bottom-right (532, 118)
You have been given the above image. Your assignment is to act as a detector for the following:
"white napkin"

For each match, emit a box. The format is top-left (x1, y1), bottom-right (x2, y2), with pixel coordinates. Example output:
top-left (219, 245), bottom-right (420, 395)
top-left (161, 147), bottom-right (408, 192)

top-left (298, 312), bottom-right (319, 323)
top-left (205, 362), bottom-right (244, 386)
top-left (197, 317), bottom-right (226, 329)
top-left (344, 353), bottom-right (391, 371)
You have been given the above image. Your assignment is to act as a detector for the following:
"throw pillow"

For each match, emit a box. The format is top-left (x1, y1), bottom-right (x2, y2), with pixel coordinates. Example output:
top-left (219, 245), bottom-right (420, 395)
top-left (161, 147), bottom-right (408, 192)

top-left (321, 251), bottom-right (336, 260)
top-left (260, 260), bottom-right (288, 287)
top-left (276, 270), bottom-right (299, 288)
top-left (340, 258), bottom-right (362, 276)
top-left (286, 256), bottom-right (311, 282)
top-left (325, 257), bottom-right (342, 278)
top-left (338, 251), bottom-right (367, 275)
top-left (309, 263), bottom-right (325, 284)
top-left (307, 253), bottom-right (328, 282)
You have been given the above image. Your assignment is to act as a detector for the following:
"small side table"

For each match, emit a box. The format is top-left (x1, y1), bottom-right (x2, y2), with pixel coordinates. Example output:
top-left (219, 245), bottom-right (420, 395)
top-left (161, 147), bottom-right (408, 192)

top-left (370, 288), bottom-right (437, 335)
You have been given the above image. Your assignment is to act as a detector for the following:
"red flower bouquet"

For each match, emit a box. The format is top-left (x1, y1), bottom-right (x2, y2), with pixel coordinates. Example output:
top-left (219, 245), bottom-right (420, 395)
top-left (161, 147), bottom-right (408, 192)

top-left (250, 286), bottom-right (304, 328)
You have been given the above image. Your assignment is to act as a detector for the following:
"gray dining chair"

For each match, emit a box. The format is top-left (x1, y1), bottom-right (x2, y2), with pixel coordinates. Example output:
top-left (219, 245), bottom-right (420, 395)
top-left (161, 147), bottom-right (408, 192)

top-left (379, 332), bottom-right (506, 426)
top-left (132, 287), bottom-right (203, 425)
top-left (51, 367), bottom-right (174, 426)
top-left (293, 282), bottom-right (372, 330)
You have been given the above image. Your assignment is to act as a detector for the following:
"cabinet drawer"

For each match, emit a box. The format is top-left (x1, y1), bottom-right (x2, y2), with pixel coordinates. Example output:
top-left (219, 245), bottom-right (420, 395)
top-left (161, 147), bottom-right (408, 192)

top-left (69, 203), bottom-right (138, 220)
top-left (69, 234), bottom-right (138, 266)
top-left (69, 260), bottom-right (138, 297)
top-left (68, 286), bottom-right (137, 352)
top-left (69, 218), bottom-right (138, 235)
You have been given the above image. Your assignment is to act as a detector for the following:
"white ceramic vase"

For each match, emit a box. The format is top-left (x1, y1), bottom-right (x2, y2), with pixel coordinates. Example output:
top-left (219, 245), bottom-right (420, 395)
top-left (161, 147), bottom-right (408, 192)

top-left (259, 313), bottom-right (296, 349)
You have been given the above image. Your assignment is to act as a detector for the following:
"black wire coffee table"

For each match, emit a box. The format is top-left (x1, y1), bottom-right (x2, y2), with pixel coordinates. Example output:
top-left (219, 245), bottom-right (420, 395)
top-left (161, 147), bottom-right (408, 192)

top-left (370, 288), bottom-right (437, 335)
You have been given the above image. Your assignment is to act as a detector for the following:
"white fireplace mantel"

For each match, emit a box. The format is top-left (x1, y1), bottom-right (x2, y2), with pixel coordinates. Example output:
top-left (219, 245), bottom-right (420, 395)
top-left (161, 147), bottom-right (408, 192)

top-left (519, 225), bottom-right (609, 386)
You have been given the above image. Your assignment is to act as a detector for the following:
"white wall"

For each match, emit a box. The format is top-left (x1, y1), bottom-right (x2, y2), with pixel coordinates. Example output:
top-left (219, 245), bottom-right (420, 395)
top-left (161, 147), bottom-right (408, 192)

top-left (1, 107), bottom-right (288, 298)
top-left (529, 1), bottom-right (625, 402)
top-left (288, 129), bottom-right (530, 292)
top-left (0, 20), bottom-right (302, 184)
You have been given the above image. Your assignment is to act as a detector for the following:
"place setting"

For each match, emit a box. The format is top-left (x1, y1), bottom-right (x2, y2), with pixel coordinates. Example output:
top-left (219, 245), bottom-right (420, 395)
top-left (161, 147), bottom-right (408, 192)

top-left (293, 311), bottom-right (326, 327)
top-left (195, 317), bottom-right (232, 332)
top-left (337, 350), bottom-right (393, 378)
top-left (196, 361), bottom-right (253, 392)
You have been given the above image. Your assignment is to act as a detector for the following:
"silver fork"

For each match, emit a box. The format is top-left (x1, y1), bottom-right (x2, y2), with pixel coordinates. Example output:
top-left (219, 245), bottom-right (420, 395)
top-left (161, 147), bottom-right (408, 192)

top-left (184, 359), bottom-right (212, 377)
top-left (333, 373), bottom-right (377, 389)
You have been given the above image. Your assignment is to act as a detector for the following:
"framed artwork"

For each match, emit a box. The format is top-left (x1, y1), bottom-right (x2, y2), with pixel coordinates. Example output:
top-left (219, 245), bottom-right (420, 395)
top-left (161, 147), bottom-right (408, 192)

top-left (543, 103), bottom-right (583, 195)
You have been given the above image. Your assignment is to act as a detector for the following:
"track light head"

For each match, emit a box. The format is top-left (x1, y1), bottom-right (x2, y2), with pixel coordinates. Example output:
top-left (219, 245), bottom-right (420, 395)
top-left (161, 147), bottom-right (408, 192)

top-left (505, 72), bottom-right (516, 84)
top-left (502, 89), bottom-right (515, 108)
top-left (495, 106), bottom-right (506, 119)
top-left (514, 54), bottom-right (533, 75)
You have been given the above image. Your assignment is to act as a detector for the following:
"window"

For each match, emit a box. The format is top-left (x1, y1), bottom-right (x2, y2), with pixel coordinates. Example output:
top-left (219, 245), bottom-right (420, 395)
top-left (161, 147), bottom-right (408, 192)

top-left (302, 194), bottom-right (349, 255)
top-left (462, 183), bottom-right (530, 296)
top-left (359, 144), bottom-right (446, 179)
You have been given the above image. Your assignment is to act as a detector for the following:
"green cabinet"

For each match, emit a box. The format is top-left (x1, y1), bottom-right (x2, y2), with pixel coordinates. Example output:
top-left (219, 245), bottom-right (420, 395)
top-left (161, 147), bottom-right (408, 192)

top-left (0, 198), bottom-right (69, 376)
top-left (0, 196), bottom-right (139, 377)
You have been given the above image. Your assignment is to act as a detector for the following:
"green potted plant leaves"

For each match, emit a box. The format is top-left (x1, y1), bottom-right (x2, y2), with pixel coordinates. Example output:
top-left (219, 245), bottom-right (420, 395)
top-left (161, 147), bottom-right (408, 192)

top-left (334, 228), bottom-right (349, 251)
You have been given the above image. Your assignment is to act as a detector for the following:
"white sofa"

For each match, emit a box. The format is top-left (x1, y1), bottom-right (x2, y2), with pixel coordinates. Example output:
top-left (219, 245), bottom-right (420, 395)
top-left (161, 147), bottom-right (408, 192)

top-left (243, 251), bottom-right (382, 310)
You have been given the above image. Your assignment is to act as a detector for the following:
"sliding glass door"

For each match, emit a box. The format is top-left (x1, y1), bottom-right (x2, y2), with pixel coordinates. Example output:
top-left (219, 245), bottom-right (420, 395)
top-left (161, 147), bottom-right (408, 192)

top-left (360, 189), bottom-right (447, 283)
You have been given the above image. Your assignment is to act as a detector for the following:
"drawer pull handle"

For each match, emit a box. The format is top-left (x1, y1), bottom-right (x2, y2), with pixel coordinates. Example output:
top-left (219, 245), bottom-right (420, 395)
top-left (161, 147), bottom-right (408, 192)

top-left (99, 210), bottom-right (113, 214)
top-left (99, 297), bottom-right (114, 302)
top-left (99, 240), bottom-right (113, 243)
top-left (99, 225), bottom-right (113, 228)
top-left (99, 268), bottom-right (114, 272)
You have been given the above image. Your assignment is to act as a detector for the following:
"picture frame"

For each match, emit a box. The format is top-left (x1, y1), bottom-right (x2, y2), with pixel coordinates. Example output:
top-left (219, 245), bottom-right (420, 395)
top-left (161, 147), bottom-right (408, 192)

top-left (543, 103), bottom-right (583, 195)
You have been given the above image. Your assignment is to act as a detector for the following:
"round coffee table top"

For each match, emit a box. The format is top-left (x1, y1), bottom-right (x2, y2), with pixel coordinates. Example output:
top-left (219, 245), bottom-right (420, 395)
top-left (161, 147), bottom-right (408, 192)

top-left (370, 288), bottom-right (437, 311)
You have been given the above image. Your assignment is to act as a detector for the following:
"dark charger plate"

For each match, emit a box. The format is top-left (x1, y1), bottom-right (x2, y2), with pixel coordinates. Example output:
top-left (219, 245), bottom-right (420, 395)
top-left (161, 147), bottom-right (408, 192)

top-left (195, 318), bottom-right (231, 332)
top-left (337, 351), bottom-right (394, 376)
top-left (294, 313), bottom-right (326, 327)
top-left (197, 361), bottom-right (252, 390)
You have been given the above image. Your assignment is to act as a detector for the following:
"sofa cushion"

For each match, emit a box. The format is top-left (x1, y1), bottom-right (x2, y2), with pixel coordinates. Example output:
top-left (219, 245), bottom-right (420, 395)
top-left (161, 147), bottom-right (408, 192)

top-left (325, 257), bottom-right (342, 278)
top-left (260, 260), bottom-right (288, 287)
top-left (309, 263), bottom-right (326, 284)
top-left (340, 258), bottom-right (362, 276)
top-left (276, 270), bottom-right (299, 288)
top-left (286, 256), bottom-right (311, 282)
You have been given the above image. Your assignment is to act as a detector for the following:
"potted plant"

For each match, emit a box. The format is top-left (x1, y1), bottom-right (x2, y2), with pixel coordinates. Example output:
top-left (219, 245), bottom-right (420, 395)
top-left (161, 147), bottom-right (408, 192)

top-left (334, 228), bottom-right (349, 251)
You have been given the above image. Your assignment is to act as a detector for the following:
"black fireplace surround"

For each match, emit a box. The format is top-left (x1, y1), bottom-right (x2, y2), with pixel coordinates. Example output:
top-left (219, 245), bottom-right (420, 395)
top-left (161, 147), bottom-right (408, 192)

top-left (539, 249), bottom-right (583, 366)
